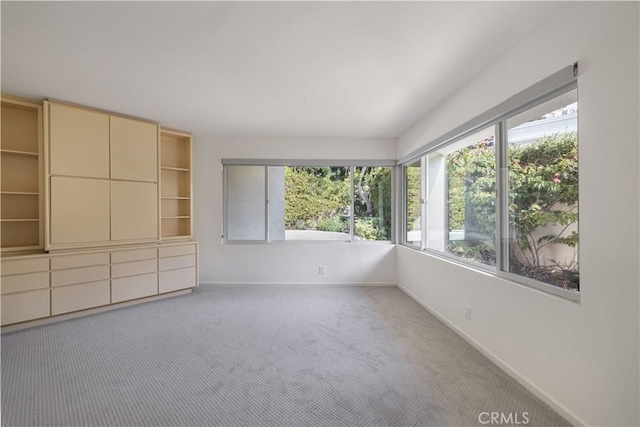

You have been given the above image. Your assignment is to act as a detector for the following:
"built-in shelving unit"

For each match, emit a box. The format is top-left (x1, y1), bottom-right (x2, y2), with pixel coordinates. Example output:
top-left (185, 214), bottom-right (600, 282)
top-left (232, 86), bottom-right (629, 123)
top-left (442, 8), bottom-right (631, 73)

top-left (1, 96), bottom-right (43, 252)
top-left (159, 128), bottom-right (192, 240)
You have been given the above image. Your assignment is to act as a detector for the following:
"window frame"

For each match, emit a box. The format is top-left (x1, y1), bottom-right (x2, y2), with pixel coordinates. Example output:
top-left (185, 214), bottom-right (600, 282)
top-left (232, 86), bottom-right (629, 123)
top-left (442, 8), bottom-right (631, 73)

top-left (399, 65), bottom-right (579, 301)
top-left (223, 159), bottom-right (396, 245)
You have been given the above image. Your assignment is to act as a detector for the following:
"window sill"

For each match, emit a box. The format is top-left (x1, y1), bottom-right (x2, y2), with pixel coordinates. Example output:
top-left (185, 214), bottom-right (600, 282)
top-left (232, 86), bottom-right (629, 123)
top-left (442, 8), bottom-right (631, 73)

top-left (397, 243), bottom-right (580, 303)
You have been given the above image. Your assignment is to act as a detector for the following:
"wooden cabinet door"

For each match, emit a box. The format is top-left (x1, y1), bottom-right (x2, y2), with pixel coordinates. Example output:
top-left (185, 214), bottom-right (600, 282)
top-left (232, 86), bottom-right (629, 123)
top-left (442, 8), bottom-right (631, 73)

top-left (49, 103), bottom-right (109, 178)
top-left (50, 176), bottom-right (110, 245)
top-left (111, 181), bottom-right (158, 241)
top-left (110, 116), bottom-right (158, 182)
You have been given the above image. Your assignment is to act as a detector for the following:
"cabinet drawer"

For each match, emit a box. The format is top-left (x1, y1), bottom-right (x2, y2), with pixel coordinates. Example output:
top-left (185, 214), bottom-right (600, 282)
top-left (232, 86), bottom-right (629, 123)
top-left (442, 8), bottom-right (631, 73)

top-left (112, 273), bottom-right (158, 303)
top-left (1, 271), bottom-right (49, 294)
top-left (51, 265), bottom-right (109, 287)
top-left (51, 280), bottom-right (110, 315)
top-left (159, 267), bottom-right (195, 294)
top-left (111, 259), bottom-right (157, 279)
top-left (51, 252), bottom-right (110, 270)
top-left (111, 248), bottom-right (157, 263)
top-left (158, 244), bottom-right (195, 258)
top-left (158, 254), bottom-right (195, 272)
top-left (1, 289), bottom-right (50, 325)
top-left (1, 257), bottom-right (49, 276)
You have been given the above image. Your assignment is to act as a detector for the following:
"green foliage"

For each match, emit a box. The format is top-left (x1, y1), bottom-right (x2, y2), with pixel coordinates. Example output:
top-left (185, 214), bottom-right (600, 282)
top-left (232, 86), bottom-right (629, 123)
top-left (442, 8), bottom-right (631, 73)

top-left (448, 240), bottom-right (496, 265)
top-left (405, 165), bottom-right (422, 232)
top-left (446, 133), bottom-right (579, 288)
top-left (446, 137), bottom-right (497, 265)
top-left (284, 167), bottom-right (350, 230)
top-left (355, 217), bottom-right (386, 240)
top-left (355, 167), bottom-right (392, 240)
top-left (317, 216), bottom-right (348, 233)
top-left (284, 166), bottom-right (391, 240)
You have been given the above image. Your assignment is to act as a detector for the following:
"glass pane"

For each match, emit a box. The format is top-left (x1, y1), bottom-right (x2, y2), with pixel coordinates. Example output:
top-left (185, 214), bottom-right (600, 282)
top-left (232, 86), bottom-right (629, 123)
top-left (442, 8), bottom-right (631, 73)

top-left (506, 89), bottom-right (579, 292)
top-left (404, 160), bottom-right (422, 247)
top-left (284, 166), bottom-right (350, 241)
top-left (268, 166), bottom-right (286, 241)
top-left (353, 166), bottom-right (391, 241)
top-left (427, 126), bottom-right (496, 266)
top-left (226, 165), bottom-right (265, 240)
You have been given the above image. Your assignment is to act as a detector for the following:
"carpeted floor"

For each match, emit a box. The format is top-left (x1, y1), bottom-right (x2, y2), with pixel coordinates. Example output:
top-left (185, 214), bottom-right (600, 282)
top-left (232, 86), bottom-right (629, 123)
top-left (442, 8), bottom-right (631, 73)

top-left (1, 285), bottom-right (569, 426)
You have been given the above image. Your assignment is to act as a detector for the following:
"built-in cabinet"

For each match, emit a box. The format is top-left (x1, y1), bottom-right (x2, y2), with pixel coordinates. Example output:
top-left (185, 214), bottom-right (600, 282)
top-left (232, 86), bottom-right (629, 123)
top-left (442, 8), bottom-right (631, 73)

top-left (1, 96), bottom-right (198, 329)
top-left (1, 241), bottom-right (198, 326)
top-left (1, 96), bottom-right (44, 252)
top-left (45, 101), bottom-right (160, 250)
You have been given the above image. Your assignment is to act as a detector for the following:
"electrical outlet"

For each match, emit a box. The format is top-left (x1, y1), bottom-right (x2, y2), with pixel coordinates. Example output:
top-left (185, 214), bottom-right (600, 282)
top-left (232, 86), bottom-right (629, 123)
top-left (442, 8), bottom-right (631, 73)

top-left (465, 306), bottom-right (471, 321)
top-left (318, 266), bottom-right (325, 275)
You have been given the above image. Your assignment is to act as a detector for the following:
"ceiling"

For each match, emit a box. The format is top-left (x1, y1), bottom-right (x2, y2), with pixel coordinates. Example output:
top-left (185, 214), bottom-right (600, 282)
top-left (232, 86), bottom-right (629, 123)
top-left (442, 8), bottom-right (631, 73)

top-left (1, 2), bottom-right (562, 139)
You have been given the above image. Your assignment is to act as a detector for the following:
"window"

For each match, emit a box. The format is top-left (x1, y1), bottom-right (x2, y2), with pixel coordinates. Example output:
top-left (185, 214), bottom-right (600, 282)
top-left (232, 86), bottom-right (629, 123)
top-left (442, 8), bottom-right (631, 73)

top-left (226, 165), bottom-right (266, 241)
top-left (505, 89), bottom-right (578, 290)
top-left (224, 163), bottom-right (393, 243)
top-left (427, 126), bottom-right (496, 266)
top-left (400, 66), bottom-right (579, 299)
top-left (404, 160), bottom-right (422, 248)
top-left (353, 167), bottom-right (392, 241)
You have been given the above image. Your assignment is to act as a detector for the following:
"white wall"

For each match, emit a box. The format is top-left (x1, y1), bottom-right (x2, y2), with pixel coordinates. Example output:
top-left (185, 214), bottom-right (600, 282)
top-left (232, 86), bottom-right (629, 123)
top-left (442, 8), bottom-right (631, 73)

top-left (396, 3), bottom-right (639, 426)
top-left (193, 136), bottom-right (397, 285)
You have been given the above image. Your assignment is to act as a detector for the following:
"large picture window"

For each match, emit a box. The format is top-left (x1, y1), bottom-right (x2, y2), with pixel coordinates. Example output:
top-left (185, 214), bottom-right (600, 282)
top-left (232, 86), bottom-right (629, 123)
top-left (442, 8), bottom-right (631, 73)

top-left (224, 163), bottom-right (393, 243)
top-left (400, 67), bottom-right (579, 299)
top-left (505, 89), bottom-right (578, 290)
top-left (428, 126), bottom-right (496, 266)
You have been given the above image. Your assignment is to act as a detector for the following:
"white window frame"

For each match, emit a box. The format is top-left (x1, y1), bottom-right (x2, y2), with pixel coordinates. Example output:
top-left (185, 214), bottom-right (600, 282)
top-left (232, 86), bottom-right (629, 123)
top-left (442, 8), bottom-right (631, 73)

top-left (223, 159), bottom-right (396, 244)
top-left (399, 64), bottom-right (579, 301)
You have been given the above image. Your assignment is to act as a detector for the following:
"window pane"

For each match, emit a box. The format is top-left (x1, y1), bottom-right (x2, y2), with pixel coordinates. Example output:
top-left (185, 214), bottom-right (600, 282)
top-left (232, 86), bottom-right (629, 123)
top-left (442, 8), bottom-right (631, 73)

top-left (427, 126), bottom-right (496, 266)
top-left (227, 165), bottom-right (265, 240)
top-left (284, 166), bottom-right (350, 241)
top-left (353, 166), bottom-right (391, 241)
top-left (506, 89), bottom-right (579, 292)
top-left (404, 160), bottom-right (422, 247)
top-left (268, 166), bottom-right (286, 241)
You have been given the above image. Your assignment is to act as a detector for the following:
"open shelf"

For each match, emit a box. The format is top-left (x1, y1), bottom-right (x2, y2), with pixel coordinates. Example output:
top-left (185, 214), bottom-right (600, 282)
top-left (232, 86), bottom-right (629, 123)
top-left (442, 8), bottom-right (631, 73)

top-left (1, 97), bottom-right (42, 251)
top-left (1, 153), bottom-right (39, 193)
top-left (159, 128), bottom-right (192, 240)
top-left (2, 100), bottom-right (39, 153)
top-left (1, 191), bottom-right (39, 196)
top-left (161, 217), bottom-right (190, 239)
top-left (0, 149), bottom-right (38, 157)
top-left (161, 166), bottom-right (190, 172)
top-left (1, 220), bottom-right (39, 249)
top-left (161, 131), bottom-right (191, 170)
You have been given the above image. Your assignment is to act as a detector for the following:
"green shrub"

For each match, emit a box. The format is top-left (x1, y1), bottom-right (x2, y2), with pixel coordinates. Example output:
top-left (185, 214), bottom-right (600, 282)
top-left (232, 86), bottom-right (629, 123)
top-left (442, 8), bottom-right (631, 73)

top-left (317, 217), bottom-right (348, 233)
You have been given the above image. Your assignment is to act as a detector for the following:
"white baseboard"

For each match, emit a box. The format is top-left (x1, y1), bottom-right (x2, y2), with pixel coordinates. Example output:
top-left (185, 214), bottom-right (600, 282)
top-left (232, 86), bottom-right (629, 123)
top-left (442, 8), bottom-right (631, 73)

top-left (199, 281), bottom-right (395, 287)
top-left (396, 283), bottom-right (584, 427)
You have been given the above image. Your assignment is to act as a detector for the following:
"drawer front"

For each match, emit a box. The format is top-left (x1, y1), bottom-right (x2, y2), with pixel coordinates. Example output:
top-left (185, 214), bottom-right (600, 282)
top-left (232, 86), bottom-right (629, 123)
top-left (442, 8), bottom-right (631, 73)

top-left (159, 267), bottom-right (196, 294)
top-left (158, 244), bottom-right (195, 258)
top-left (51, 265), bottom-right (109, 287)
top-left (51, 252), bottom-right (109, 270)
top-left (111, 259), bottom-right (157, 279)
top-left (1, 289), bottom-right (50, 325)
top-left (112, 273), bottom-right (158, 303)
top-left (111, 248), bottom-right (157, 263)
top-left (51, 280), bottom-right (110, 315)
top-left (1, 271), bottom-right (49, 294)
top-left (1, 257), bottom-right (49, 276)
top-left (158, 254), bottom-right (195, 272)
